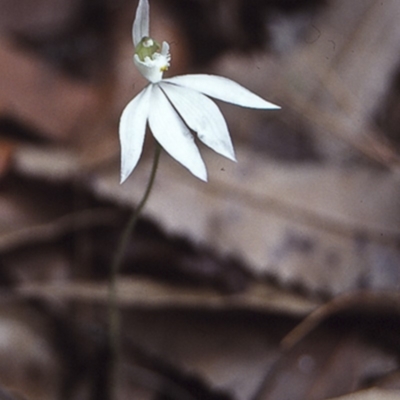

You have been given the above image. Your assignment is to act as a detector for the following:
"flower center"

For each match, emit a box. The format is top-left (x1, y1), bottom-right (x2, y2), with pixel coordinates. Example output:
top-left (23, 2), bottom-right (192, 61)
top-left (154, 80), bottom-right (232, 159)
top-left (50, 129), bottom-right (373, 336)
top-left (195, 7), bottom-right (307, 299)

top-left (135, 36), bottom-right (161, 62)
top-left (134, 36), bottom-right (171, 83)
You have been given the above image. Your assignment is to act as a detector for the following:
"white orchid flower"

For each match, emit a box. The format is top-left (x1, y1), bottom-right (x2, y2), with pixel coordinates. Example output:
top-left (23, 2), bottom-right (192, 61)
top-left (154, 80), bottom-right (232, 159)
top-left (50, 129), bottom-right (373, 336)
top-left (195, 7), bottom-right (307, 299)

top-left (120, 0), bottom-right (280, 183)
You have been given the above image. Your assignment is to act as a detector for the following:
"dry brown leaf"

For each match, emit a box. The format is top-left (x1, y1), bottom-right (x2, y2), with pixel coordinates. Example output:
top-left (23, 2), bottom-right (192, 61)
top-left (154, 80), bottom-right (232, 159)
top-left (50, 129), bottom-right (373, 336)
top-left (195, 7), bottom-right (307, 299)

top-left (327, 388), bottom-right (400, 400)
top-left (256, 330), bottom-right (397, 400)
top-left (0, 0), bottom-right (80, 36)
top-left (93, 144), bottom-right (400, 296)
top-left (0, 37), bottom-right (102, 140)
top-left (0, 306), bottom-right (62, 400)
top-left (214, 0), bottom-right (400, 169)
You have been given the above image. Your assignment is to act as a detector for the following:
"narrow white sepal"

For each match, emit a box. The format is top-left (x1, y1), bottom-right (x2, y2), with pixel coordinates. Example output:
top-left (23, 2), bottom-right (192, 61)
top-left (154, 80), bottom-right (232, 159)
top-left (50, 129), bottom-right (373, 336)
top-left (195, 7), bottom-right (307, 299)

top-left (119, 86), bottom-right (151, 183)
top-left (148, 85), bottom-right (208, 181)
top-left (164, 74), bottom-right (280, 110)
top-left (133, 0), bottom-right (150, 47)
top-left (160, 82), bottom-right (236, 162)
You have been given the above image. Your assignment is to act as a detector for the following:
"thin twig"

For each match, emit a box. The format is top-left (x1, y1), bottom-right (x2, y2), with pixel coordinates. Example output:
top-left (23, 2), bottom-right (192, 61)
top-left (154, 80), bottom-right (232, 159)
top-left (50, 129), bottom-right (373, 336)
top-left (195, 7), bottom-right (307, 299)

top-left (281, 290), bottom-right (400, 350)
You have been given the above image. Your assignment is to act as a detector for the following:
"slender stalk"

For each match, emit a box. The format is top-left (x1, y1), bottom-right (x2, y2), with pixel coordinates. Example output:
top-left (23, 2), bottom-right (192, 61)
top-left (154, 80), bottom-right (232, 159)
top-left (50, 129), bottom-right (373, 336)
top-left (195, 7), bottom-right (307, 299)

top-left (108, 144), bottom-right (161, 399)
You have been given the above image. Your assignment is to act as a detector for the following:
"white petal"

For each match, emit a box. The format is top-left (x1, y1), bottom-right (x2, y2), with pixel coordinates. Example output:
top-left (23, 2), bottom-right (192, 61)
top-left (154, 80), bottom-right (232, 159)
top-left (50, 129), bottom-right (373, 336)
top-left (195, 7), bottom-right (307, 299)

top-left (164, 74), bottom-right (280, 109)
top-left (133, 0), bottom-right (150, 47)
top-left (148, 85), bottom-right (207, 181)
top-left (119, 86), bottom-right (151, 183)
top-left (160, 82), bottom-right (236, 162)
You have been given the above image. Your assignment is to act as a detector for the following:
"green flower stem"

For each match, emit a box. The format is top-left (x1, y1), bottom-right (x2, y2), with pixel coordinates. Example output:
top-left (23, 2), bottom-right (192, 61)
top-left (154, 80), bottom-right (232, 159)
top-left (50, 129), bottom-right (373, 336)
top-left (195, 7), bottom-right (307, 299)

top-left (108, 143), bottom-right (161, 398)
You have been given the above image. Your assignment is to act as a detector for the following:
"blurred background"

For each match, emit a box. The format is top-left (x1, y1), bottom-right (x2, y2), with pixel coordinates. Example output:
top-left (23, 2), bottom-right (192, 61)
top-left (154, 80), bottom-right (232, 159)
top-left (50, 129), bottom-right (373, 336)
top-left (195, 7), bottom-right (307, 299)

top-left (0, 0), bottom-right (400, 399)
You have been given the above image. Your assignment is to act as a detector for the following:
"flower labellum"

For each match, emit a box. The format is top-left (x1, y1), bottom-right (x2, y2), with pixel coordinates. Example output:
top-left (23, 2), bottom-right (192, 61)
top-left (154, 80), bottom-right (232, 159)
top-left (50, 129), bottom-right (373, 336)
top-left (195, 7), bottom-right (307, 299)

top-left (120, 0), bottom-right (280, 183)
